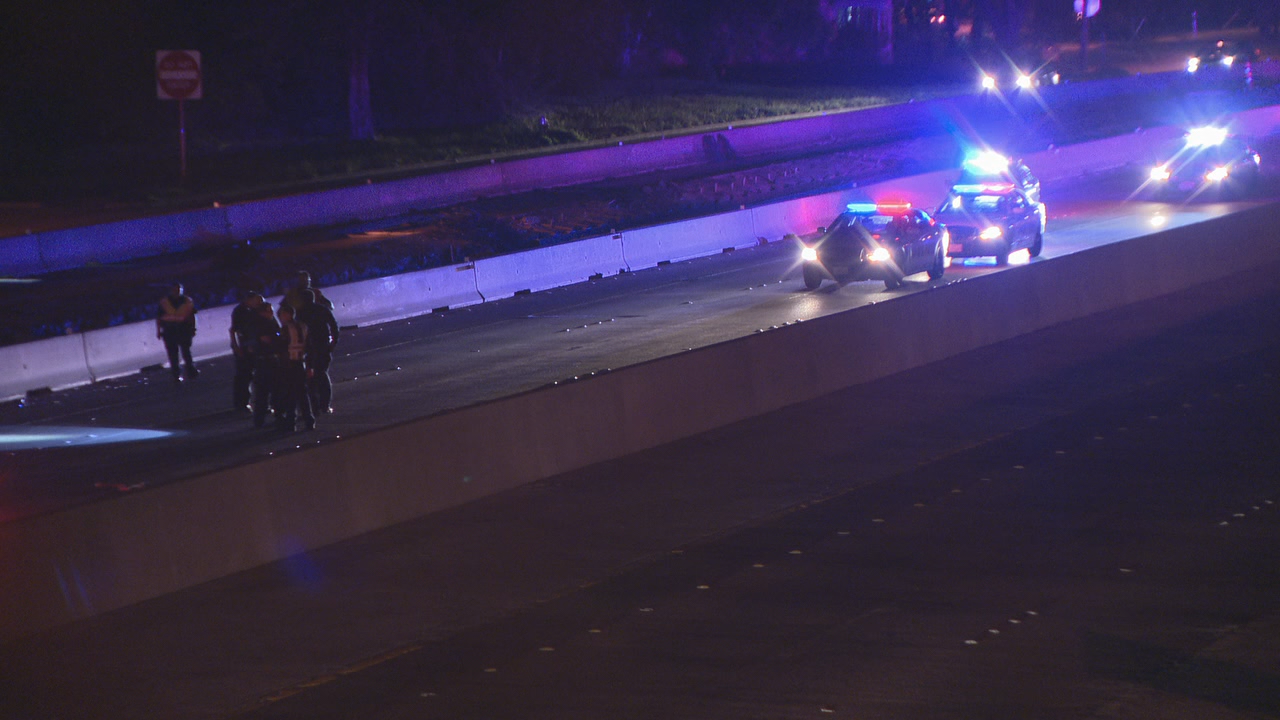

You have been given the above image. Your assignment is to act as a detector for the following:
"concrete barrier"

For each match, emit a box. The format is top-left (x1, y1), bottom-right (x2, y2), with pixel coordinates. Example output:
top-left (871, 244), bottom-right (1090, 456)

top-left (0, 233), bottom-right (45, 278)
top-left (79, 305), bottom-right (236, 383)
top-left (325, 263), bottom-right (484, 327)
top-left (621, 209), bottom-right (760, 269)
top-left (0, 334), bottom-right (91, 398)
top-left (81, 322), bottom-right (169, 382)
top-left (33, 208), bottom-right (229, 275)
top-left (3, 200), bottom-right (1279, 642)
top-left (473, 234), bottom-right (627, 300)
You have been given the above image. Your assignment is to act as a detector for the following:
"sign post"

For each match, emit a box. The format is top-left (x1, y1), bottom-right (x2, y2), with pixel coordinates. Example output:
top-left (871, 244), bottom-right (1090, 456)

top-left (1073, 0), bottom-right (1100, 74)
top-left (156, 50), bottom-right (202, 180)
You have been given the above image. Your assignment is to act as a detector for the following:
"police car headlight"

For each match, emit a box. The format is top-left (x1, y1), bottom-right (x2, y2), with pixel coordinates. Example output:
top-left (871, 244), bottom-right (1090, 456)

top-left (1221, 55), bottom-right (1235, 67)
top-left (979, 226), bottom-right (1003, 240)
top-left (1016, 73), bottom-right (1032, 89)
top-left (800, 246), bottom-right (818, 262)
top-left (1206, 166), bottom-right (1229, 182)
top-left (868, 247), bottom-right (891, 262)
top-left (1187, 57), bottom-right (1200, 73)
top-left (981, 74), bottom-right (996, 91)
top-left (1149, 165), bottom-right (1171, 181)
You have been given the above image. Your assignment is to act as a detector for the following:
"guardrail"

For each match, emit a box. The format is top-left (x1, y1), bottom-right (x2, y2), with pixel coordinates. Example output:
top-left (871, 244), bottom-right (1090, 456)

top-left (4, 101), bottom-right (1279, 403)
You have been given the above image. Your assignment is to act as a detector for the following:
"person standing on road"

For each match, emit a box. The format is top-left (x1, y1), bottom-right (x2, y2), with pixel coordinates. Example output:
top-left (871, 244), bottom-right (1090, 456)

top-left (296, 288), bottom-right (340, 414)
top-left (250, 301), bottom-right (281, 428)
top-left (285, 271), bottom-right (333, 314)
top-left (156, 282), bottom-right (198, 383)
top-left (274, 303), bottom-right (314, 431)
top-left (229, 292), bottom-right (264, 412)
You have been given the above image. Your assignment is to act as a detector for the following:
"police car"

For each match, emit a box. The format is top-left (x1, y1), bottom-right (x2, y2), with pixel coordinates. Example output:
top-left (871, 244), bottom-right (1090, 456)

top-left (934, 185), bottom-right (1043, 266)
top-left (1146, 126), bottom-right (1261, 199)
top-left (956, 151), bottom-right (1042, 208)
top-left (800, 202), bottom-right (949, 290)
top-left (978, 60), bottom-right (1062, 93)
top-left (1186, 40), bottom-right (1260, 84)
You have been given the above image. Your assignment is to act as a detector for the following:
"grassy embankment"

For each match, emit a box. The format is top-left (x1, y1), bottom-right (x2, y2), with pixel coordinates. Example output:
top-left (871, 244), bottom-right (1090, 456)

top-left (31, 82), bottom-right (957, 208)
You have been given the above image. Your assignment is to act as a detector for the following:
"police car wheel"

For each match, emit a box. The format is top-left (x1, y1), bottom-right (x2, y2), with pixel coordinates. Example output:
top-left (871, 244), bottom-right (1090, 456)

top-left (1029, 231), bottom-right (1043, 258)
top-left (803, 264), bottom-right (824, 290)
top-left (995, 247), bottom-right (1010, 266)
top-left (927, 244), bottom-right (946, 279)
top-left (883, 275), bottom-right (903, 290)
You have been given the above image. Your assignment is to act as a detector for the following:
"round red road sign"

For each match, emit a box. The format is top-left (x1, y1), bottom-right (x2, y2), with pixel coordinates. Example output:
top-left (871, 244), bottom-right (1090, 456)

top-left (156, 50), bottom-right (202, 100)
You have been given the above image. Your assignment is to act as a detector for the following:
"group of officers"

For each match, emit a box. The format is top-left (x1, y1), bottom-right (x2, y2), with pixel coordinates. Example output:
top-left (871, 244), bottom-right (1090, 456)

top-left (157, 271), bottom-right (340, 432)
top-left (229, 272), bottom-right (341, 431)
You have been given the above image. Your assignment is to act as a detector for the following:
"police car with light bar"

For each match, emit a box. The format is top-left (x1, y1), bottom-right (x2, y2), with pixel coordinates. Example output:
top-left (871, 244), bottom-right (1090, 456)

top-left (934, 185), bottom-right (1043, 265)
top-left (1146, 126), bottom-right (1261, 199)
top-left (799, 202), bottom-right (949, 290)
top-left (955, 151), bottom-right (1043, 208)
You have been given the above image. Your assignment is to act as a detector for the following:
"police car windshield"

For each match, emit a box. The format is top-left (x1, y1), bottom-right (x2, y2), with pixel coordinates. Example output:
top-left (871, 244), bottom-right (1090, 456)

top-left (857, 214), bottom-right (898, 231)
top-left (940, 194), bottom-right (1002, 214)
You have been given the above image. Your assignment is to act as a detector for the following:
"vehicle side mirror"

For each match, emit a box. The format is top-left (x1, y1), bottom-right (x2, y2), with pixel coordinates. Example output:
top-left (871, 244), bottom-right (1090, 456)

top-left (817, 227), bottom-right (826, 234)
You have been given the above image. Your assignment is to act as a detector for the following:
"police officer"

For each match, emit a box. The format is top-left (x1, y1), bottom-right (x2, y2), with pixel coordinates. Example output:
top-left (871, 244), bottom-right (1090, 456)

top-left (274, 303), bottom-right (314, 431)
top-left (296, 288), bottom-right (340, 414)
top-left (229, 292), bottom-right (264, 412)
top-left (250, 300), bottom-right (281, 428)
top-left (156, 282), bottom-right (198, 383)
top-left (285, 271), bottom-right (333, 314)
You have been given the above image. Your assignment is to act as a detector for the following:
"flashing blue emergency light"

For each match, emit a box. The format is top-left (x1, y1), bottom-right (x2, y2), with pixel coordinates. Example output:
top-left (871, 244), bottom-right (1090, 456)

top-left (963, 151), bottom-right (1011, 175)
top-left (847, 201), bottom-right (912, 215)
top-left (1185, 126), bottom-right (1228, 148)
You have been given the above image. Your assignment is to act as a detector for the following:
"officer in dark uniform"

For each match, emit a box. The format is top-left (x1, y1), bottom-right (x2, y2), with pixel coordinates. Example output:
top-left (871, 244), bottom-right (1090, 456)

top-left (296, 288), bottom-right (340, 414)
top-left (285, 271), bottom-right (333, 313)
top-left (250, 300), bottom-right (281, 428)
top-left (229, 292), bottom-right (264, 412)
top-left (156, 282), bottom-right (198, 383)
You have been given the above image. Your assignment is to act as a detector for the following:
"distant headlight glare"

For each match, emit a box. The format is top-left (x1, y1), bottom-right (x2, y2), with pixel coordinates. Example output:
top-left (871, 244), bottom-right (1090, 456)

top-left (1016, 73), bottom-right (1032, 89)
top-left (1206, 166), bottom-right (1229, 182)
top-left (1187, 57), bottom-right (1200, 73)
top-left (1221, 55), bottom-right (1235, 67)
top-left (1149, 165), bottom-right (1171, 181)
top-left (981, 74), bottom-right (996, 90)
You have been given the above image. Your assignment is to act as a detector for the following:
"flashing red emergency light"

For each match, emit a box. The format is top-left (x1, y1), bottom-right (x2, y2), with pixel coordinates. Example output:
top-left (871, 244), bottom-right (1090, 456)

top-left (848, 201), bottom-right (913, 214)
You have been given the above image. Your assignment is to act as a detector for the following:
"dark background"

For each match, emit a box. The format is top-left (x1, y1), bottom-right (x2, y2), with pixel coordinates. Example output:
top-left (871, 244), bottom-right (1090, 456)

top-left (1, 0), bottom-right (1274, 199)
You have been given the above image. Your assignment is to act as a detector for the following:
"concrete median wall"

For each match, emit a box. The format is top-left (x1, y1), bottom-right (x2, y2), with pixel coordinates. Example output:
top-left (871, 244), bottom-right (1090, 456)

top-left (0, 334), bottom-right (91, 400)
top-left (3, 196), bottom-right (1279, 642)
top-left (621, 209), bottom-right (761, 269)
top-left (324, 263), bottom-right (485, 327)
top-left (25, 209), bottom-right (230, 277)
top-left (474, 234), bottom-right (628, 299)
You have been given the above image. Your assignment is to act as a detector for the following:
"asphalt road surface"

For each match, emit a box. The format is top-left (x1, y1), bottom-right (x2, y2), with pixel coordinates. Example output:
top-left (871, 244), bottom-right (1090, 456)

top-left (0, 254), bottom-right (1275, 719)
top-left (1, 154), bottom-right (1277, 521)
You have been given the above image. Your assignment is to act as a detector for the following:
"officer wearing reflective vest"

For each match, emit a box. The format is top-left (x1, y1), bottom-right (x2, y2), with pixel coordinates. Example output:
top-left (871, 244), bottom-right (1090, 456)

top-left (274, 303), bottom-right (314, 431)
top-left (156, 282), bottom-right (198, 382)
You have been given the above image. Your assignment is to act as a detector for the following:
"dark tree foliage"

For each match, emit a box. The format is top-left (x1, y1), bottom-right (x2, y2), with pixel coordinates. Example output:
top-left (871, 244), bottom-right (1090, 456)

top-left (0, 0), bottom-right (1269, 165)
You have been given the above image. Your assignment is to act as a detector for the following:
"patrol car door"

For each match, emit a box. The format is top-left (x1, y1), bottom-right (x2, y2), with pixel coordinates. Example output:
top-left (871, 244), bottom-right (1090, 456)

top-left (1007, 194), bottom-right (1033, 249)
top-left (894, 213), bottom-right (919, 273)
top-left (910, 213), bottom-right (932, 273)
